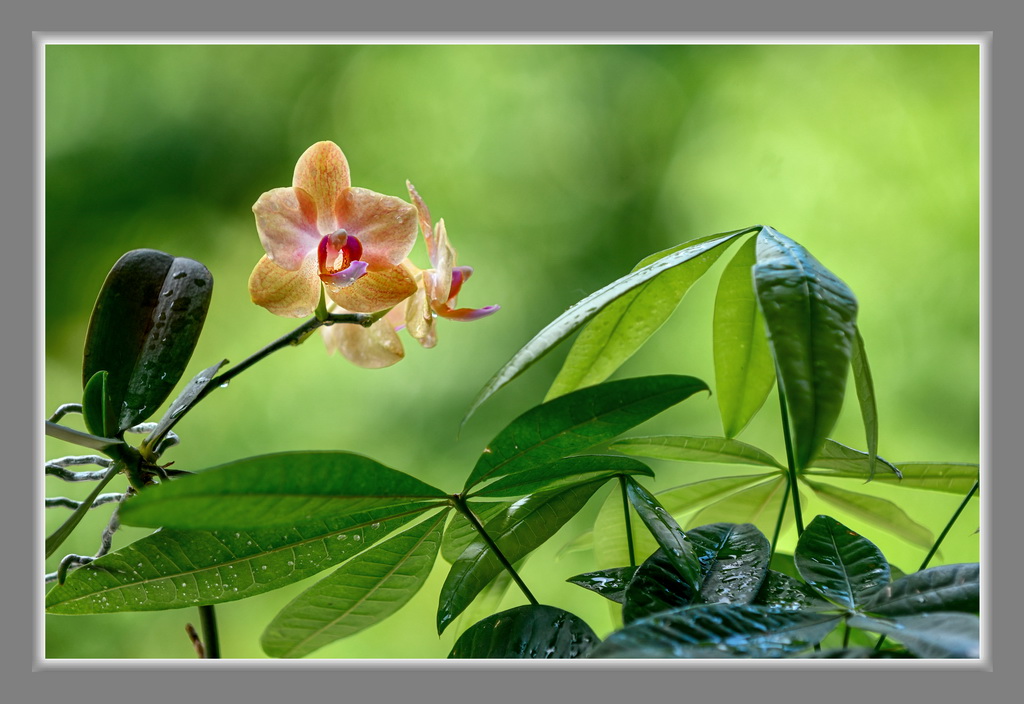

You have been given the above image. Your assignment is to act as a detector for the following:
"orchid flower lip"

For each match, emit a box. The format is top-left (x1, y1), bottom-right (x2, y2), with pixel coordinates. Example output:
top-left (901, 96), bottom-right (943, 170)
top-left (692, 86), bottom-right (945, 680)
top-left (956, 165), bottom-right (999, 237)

top-left (324, 260), bottom-right (369, 287)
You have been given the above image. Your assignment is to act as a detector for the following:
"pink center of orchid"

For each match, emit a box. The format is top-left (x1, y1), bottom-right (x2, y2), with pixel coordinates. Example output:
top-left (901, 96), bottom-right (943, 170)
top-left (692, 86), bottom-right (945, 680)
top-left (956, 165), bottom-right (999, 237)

top-left (318, 229), bottom-right (368, 288)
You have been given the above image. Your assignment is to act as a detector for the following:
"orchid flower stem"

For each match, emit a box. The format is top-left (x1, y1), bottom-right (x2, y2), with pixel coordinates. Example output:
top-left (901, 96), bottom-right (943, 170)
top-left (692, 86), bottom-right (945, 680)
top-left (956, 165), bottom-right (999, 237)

top-left (618, 475), bottom-right (636, 568)
top-left (452, 495), bottom-right (538, 606)
top-left (199, 604), bottom-right (221, 659)
top-left (776, 383), bottom-right (805, 536)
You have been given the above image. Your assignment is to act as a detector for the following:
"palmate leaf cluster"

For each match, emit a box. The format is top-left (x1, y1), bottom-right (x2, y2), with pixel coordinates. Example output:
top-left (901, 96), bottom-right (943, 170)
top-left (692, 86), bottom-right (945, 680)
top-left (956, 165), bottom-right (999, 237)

top-left (45, 225), bottom-right (979, 659)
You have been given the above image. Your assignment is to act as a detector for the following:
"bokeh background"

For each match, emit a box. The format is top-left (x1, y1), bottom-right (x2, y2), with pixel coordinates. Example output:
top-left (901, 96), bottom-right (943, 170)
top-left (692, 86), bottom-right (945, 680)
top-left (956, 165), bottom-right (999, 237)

top-left (44, 43), bottom-right (980, 659)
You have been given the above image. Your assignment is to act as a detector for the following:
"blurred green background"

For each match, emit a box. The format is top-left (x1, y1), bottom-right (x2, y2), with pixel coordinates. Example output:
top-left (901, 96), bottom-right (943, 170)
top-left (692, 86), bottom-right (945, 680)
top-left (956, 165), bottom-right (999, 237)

top-left (44, 43), bottom-right (980, 659)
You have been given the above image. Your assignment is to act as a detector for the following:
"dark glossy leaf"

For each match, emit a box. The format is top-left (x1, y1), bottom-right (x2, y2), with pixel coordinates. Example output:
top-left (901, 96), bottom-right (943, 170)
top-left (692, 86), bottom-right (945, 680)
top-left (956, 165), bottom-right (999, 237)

top-left (714, 236), bottom-right (776, 437)
top-left (83, 249), bottom-right (213, 431)
top-left (464, 375), bottom-right (709, 491)
top-left (141, 359), bottom-right (228, 453)
top-left (567, 566), bottom-right (639, 605)
top-left (441, 501), bottom-right (511, 564)
top-left (611, 435), bottom-right (783, 468)
top-left (45, 462), bottom-right (122, 559)
top-left (753, 227), bottom-right (858, 469)
top-left (118, 451), bottom-right (448, 530)
top-left (800, 647), bottom-right (915, 659)
top-left (850, 328), bottom-right (879, 478)
top-left (592, 603), bottom-right (842, 658)
top-left (46, 505), bottom-right (431, 614)
top-left (802, 479), bottom-right (934, 550)
top-left (464, 228), bottom-right (757, 423)
top-left (82, 371), bottom-right (116, 438)
top-left (548, 233), bottom-right (739, 400)
top-left (625, 478), bottom-right (702, 588)
top-left (686, 523), bottom-right (770, 606)
top-left (449, 605), bottom-right (600, 659)
top-left (795, 515), bottom-right (889, 609)
top-left (437, 480), bottom-right (606, 634)
top-left (865, 563), bottom-right (979, 617)
top-left (622, 549), bottom-right (706, 624)
top-left (753, 570), bottom-right (834, 611)
top-left (261, 510), bottom-right (447, 658)
top-left (848, 613), bottom-right (980, 658)
top-left (805, 439), bottom-right (901, 478)
top-left (471, 454), bottom-right (652, 498)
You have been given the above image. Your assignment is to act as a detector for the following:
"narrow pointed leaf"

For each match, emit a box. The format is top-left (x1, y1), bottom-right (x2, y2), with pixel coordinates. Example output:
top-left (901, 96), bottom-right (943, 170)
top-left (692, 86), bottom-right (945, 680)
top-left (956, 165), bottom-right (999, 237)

top-left (592, 603), bottom-right (842, 658)
top-left (804, 439), bottom-right (901, 478)
top-left (83, 249), bottom-right (213, 431)
top-left (449, 605), bottom-right (600, 659)
top-left (686, 476), bottom-right (790, 538)
top-left (464, 375), bottom-right (709, 491)
top-left (46, 505), bottom-right (430, 614)
top-left (686, 523), bottom-right (770, 605)
top-left (659, 474), bottom-right (777, 515)
top-left (753, 227), bottom-right (858, 469)
top-left (612, 435), bottom-right (783, 468)
top-left (802, 479), bottom-right (934, 550)
top-left (464, 227), bottom-right (757, 423)
top-left (142, 359), bottom-right (228, 453)
top-left (753, 570), bottom-right (834, 611)
top-left (261, 510), bottom-right (447, 658)
top-left (441, 501), bottom-right (511, 563)
top-left (848, 613), bottom-right (980, 658)
top-left (590, 487), bottom-right (659, 570)
top-left (714, 236), bottom-right (777, 436)
top-left (567, 566), bottom-right (639, 604)
top-left (437, 480), bottom-right (605, 634)
top-left (118, 451), bottom-right (448, 531)
top-left (811, 462), bottom-right (978, 495)
top-left (472, 454), bottom-right (652, 498)
top-left (795, 515), bottom-right (889, 609)
top-left (850, 328), bottom-right (879, 478)
top-left (45, 420), bottom-right (123, 455)
top-left (45, 462), bottom-right (122, 559)
top-left (625, 478), bottom-right (702, 588)
top-left (547, 233), bottom-right (739, 400)
top-left (865, 563), bottom-right (979, 617)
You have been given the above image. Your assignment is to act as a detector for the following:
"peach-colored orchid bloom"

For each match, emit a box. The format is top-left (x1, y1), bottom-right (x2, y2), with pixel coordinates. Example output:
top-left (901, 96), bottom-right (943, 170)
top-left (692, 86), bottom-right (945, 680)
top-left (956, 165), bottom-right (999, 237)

top-left (248, 141), bottom-right (419, 317)
top-left (320, 301), bottom-right (407, 369)
top-left (404, 182), bottom-right (499, 347)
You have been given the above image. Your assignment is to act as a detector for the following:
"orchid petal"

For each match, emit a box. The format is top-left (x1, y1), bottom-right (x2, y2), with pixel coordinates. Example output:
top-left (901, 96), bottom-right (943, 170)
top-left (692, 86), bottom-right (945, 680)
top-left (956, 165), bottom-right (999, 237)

top-left (436, 304), bottom-right (501, 322)
top-left (248, 253), bottom-right (321, 318)
top-left (335, 187), bottom-right (418, 269)
top-left (406, 180), bottom-right (436, 260)
top-left (321, 316), bottom-right (405, 369)
top-left (404, 281), bottom-right (438, 348)
top-left (252, 187), bottom-right (321, 270)
top-left (325, 264), bottom-right (418, 313)
top-left (425, 219), bottom-right (456, 303)
top-left (292, 141), bottom-right (351, 234)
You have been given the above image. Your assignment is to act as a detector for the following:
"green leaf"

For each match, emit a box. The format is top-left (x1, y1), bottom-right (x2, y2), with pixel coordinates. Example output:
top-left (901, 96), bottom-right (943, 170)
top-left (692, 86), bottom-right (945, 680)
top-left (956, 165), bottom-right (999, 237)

top-left (622, 548), bottom-right (711, 624)
top-left (795, 515), bottom-right (889, 609)
top-left (804, 439), bottom-right (901, 478)
top-left (625, 478), bottom-right (702, 588)
top-left (848, 613), bottom-right (980, 658)
top-left (46, 505), bottom-right (431, 614)
top-left (83, 249), bottom-right (213, 431)
top-left (611, 435), bottom-right (783, 468)
top-left (858, 463), bottom-right (980, 495)
top-left (753, 227), bottom-right (858, 469)
top-left (261, 510), bottom-right (447, 658)
top-left (446, 568), bottom-right (517, 641)
top-left (141, 359), bottom-right (228, 454)
top-left (591, 603), bottom-right (843, 658)
top-left (449, 605), bottom-right (600, 659)
top-left (441, 501), bottom-right (511, 563)
top-left (547, 233), bottom-right (739, 400)
top-left (752, 570), bottom-right (834, 611)
top-left (714, 236), bottom-right (777, 437)
top-left (82, 371), bottom-right (116, 438)
top-left (865, 563), bottom-right (979, 617)
top-left (850, 328), bottom-right (879, 478)
top-left (464, 375), bottom-right (709, 492)
top-left (45, 420), bottom-right (123, 455)
top-left (686, 523), bottom-right (770, 605)
top-left (566, 566), bottom-right (639, 605)
top-left (590, 487), bottom-right (659, 571)
top-left (802, 479), bottom-right (934, 550)
top-left (471, 454), bottom-right (653, 498)
top-left (45, 462), bottom-right (122, 559)
top-left (463, 227), bottom-right (758, 423)
top-left (657, 474), bottom-right (778, 515)
top-left (437, 480), bottom-right (606, 634)
top-left (686, 476), bottom-right (790, 539)
top-left (118, 451), bottom-right (448, 531)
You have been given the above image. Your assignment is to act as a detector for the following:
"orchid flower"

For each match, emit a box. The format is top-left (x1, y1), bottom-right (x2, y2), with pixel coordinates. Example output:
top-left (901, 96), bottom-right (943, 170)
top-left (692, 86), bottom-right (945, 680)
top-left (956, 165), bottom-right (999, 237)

top-left (248, 141), bottom-right (419, 317)
top-left (403, 182), bottom-right (500, 348)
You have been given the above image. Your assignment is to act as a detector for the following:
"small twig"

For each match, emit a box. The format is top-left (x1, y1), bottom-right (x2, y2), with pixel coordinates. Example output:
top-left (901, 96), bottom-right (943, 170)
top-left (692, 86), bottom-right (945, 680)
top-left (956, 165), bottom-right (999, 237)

top-left (452, 495), bottom-right (538, 606)
top-left (48, 403), bottom-right (83, 423)
top-left (48, 503), bottom-right (123, 584)
top-left (46, 455), bottom-right (114, 482)
top-left (46, 493), bottom-right (124, 510)
top-left (185, 623), bottom-right (207, 658)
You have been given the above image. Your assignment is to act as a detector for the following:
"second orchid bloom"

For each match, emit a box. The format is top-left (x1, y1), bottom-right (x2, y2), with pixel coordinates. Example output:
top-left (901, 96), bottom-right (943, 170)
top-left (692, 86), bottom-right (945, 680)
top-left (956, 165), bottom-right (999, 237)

top-left (249, 141), bottom-right (498, 368)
